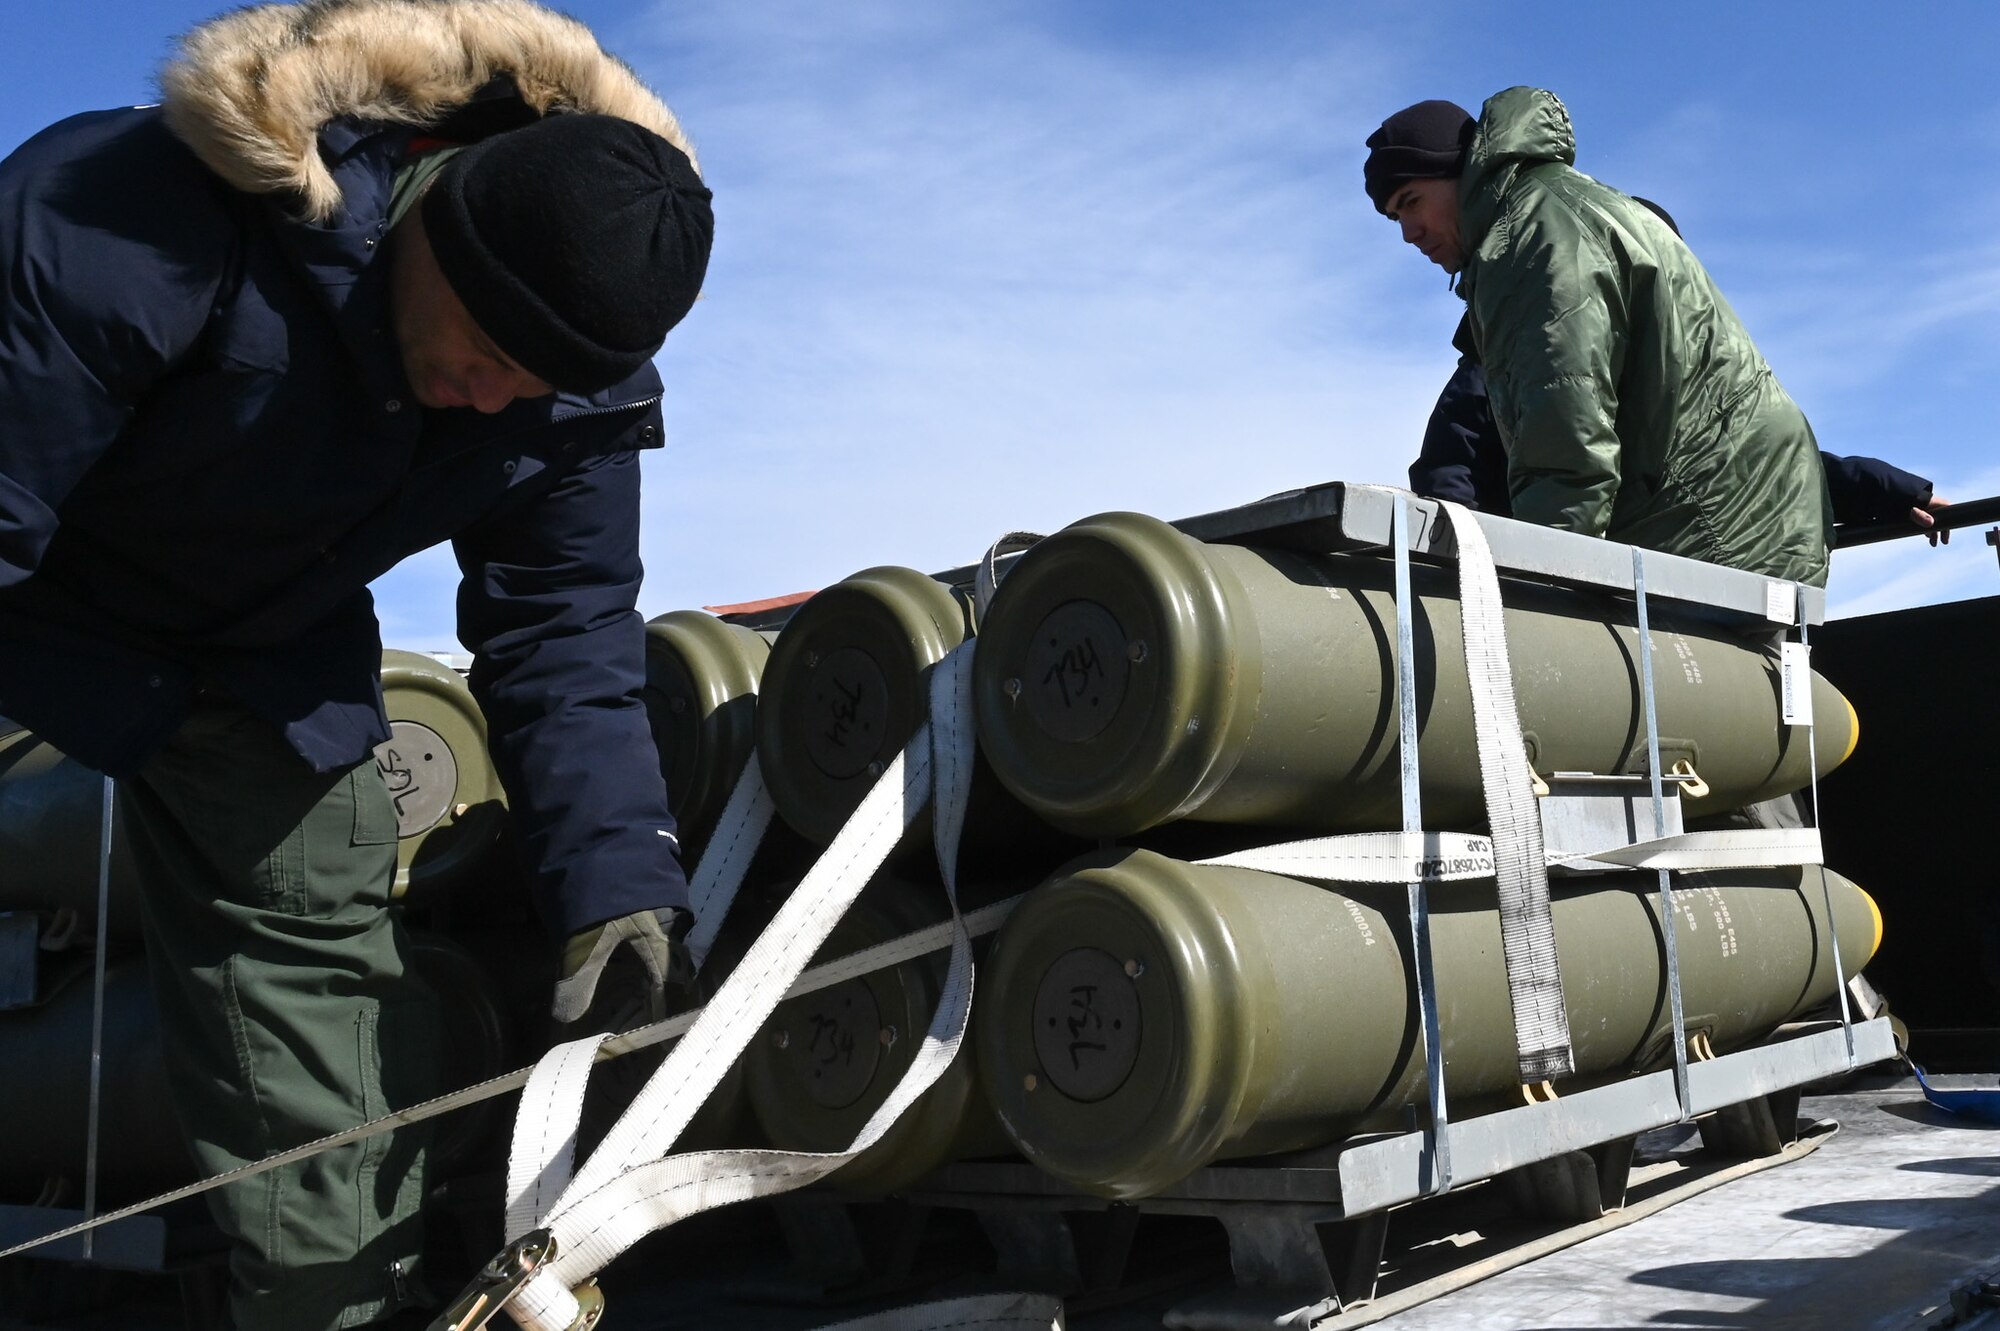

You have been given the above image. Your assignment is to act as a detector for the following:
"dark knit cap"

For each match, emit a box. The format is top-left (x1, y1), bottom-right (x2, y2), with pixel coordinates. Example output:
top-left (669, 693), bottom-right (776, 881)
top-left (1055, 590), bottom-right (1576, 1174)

top-left (424, 112), bottom-right (714, 393)
top-left (1363, 99), bottom-right (1476, 213)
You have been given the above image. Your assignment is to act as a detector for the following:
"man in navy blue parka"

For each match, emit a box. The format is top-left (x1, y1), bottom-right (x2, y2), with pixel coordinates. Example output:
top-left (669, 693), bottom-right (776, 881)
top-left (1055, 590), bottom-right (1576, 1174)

top-left (0, 2), bottom-right (710, 1325)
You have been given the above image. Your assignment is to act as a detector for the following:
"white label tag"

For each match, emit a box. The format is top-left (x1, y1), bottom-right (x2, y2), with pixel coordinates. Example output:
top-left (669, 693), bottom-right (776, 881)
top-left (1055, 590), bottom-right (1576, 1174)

top-left (1765, 580), bottom-right (1796, 625)
top-left (1780, 641), bottom-right (1813, 726)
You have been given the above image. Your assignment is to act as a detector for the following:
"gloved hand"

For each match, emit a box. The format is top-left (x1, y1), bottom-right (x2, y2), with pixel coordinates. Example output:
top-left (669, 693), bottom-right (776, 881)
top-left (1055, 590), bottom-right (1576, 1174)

top-left (551, 906), bottom-right (695, 1030)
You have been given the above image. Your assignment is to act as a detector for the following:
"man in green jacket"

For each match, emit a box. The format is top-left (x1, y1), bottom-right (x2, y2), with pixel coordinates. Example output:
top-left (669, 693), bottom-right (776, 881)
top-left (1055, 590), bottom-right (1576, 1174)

top-left (1364, 89), bottom-right (1831, 586)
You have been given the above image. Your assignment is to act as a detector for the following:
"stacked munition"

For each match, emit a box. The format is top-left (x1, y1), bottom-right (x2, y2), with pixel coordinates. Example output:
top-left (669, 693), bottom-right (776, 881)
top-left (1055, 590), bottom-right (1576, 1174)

top-left (743, 880), bottom-right (1008, 1194)
top-left (0, 650), bottom-right (512, 927)
top-left (970, 511), bottom-right (1851, 835)
top-left (754, 564), bottom-right (1064, 860)
top-left (713, 556), bottom-right (1110, 1185)
top-left (0, 960), bottom-right (185, 1192)
top-left (945, 511), bottom-right (1869, 1196)
top-left (641, 610), bottom-right (771, 852)
top-left (373, 649), bottom-right (510, 899)
top-left (974, 850), bottom-right (1878, 1199)
top-left (1, 498), bottom-right (1879, 1207)
top-left (757, 565), bottom-right (970, 844)
top-left (732, 506), bottom-right (1870, 1199)
top-left (0, 725), bottom-right (145, 941)
top-left (739, 565), bottom-right (1036, 1187)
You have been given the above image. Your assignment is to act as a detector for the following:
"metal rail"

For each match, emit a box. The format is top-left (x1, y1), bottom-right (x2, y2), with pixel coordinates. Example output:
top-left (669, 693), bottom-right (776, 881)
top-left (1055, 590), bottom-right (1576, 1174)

top-left (1833, 492), bottom-right (2000, 549)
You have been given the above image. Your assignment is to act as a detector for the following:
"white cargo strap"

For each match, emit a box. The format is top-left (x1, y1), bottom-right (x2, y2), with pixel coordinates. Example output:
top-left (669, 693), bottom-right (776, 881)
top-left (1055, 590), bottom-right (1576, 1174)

top-left (0, 861), bottom-right (1021, 1269)
top-left (683, 753), bottom-right (777, 970)
top-left (498, 643), bottom-right (984, 1330)
top-left (1551, 826), bottom-right (1824, 872)
top-left (1433, 500), bottom-right (1570, 1082)
top-left (1201, 824), bottom-right (1823, 882)
top-left (974, 531), bottom-right (1045, 620)
top-left (1200, 830), bottom-right (1495, 882)
top-left (506, 1035), bottom-right (613, 1243)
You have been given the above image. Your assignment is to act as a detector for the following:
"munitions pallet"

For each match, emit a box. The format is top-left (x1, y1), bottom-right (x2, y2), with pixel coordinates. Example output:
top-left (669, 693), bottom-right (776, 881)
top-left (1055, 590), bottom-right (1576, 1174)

top-left (875, 1018), bottom-right (1897, 1328)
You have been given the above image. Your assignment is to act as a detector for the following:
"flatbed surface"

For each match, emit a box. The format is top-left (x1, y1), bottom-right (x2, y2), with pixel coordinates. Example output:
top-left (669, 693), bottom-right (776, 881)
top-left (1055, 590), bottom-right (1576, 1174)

top-left (1368, 1077), bottom-right (2000, 1330)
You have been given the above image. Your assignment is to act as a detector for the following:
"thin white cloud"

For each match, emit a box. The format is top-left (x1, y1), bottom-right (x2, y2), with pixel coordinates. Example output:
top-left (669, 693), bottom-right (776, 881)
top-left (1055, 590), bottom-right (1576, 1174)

top-left (372, 3), bottom-right (2000, 643)
top-left (606, 1), bottom-right (1458, 615)
top-left (1734, 244), bottom-right (2000, 403)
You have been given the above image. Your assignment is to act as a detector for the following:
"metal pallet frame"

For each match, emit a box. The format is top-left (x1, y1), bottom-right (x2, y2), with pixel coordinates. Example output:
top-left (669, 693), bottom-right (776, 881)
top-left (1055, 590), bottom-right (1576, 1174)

top-left (902, 482), bottom-right (1875, 1325)
top-left (741, 480), bottom-right (1822, 633)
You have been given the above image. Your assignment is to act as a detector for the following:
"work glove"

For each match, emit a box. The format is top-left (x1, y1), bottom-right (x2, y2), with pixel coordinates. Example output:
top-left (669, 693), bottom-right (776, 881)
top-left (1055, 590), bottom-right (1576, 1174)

top-left (551, 906), bottom-right (695, 1031)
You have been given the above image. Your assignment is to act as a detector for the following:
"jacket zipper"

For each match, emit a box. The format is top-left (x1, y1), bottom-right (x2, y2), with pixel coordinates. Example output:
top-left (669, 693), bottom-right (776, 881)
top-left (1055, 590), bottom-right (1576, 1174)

top-left (552, 394), bottom-right (662, 425)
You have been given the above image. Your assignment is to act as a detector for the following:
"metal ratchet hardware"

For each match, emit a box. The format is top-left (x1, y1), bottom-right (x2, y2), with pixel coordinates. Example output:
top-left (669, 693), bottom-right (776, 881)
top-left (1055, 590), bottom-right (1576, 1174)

top-left (430, 1228), bottom-right (558, 1331)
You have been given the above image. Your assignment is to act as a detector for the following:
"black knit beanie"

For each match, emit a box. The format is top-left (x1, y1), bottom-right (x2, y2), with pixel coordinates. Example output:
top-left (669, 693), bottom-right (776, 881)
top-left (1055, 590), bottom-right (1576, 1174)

top-left (424, 112), bottom-right (714, 393)
top-left (1363, 100), bottom-right (1476, 214)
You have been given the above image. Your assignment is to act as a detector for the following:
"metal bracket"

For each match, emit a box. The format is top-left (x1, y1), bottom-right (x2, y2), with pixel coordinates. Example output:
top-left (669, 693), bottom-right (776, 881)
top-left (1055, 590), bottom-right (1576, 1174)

top-left (1632, 550), bottom-right (1693, 1123)
top-left (1162, 1204), bottom-right (1380, 1330)
top-left (1947, 1275), bottom-right (2000, 1326)
top-left (1332, 1018), bottom-right (1897, 1217)
top-left (1698, 1087), bottom-right (1803, 1160)
top-left (430, 1228), bottom-right (575, 1331)
top-left (976, 1209), bottom-right (1083, 1292)
top-left (1502, 1135), bottom-right (1636, 1223)
top-left (1392, 497), bottom-right (1452, 1197)
top-left (1539, 777), bottom-right (1685, 873)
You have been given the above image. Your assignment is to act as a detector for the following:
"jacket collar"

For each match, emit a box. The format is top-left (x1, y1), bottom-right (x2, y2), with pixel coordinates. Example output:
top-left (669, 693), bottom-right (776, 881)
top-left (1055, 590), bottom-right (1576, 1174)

top-left (159, 0), bottom-right (700, 225)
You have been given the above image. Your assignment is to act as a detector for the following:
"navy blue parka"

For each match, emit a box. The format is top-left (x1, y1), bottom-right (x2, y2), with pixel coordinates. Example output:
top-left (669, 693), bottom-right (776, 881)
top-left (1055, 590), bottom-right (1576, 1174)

top-left (0, 99), bottom-right (690, 936)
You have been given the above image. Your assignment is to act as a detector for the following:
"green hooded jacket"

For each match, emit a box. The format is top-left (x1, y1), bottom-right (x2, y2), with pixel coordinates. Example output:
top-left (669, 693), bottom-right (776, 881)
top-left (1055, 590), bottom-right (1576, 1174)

top-left (1455, 87), bottom-right (1831, 586)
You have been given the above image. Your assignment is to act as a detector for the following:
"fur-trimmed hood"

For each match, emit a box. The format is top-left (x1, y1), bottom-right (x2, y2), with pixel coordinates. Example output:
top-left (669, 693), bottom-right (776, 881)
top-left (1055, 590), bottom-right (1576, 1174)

top-left (161, 0), bottom-right (698, 222)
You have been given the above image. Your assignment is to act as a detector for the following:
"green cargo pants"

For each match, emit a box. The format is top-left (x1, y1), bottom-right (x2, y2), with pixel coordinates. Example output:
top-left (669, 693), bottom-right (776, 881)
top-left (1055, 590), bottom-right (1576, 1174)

top-left (119, 695), bottom-right (434, 1330)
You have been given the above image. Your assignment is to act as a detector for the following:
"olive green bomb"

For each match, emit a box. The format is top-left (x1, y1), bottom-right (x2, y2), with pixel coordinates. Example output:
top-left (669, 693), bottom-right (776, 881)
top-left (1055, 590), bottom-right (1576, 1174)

top-left (744, 879), bottom-right (1007, 1194)
top-left (641, 610), bottom-right (772, 852)
top-left (375, 649), bottom-right (509, 899)
top-left (972, 512), bottom-right (1854, 838)
top-left (975, 848), bottom-right (1880, 1200)
top-left (756, 567), bottom-right (971, 845)
top-left (755, 564), bottom-right (1084, 867)
top-left (0, 654), bottom-right (512, 917)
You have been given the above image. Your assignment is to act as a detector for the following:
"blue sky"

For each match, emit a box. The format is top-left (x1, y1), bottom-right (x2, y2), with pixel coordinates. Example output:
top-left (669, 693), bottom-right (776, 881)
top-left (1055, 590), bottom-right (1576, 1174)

top-left (6, 2), bottom-right (1997, 648)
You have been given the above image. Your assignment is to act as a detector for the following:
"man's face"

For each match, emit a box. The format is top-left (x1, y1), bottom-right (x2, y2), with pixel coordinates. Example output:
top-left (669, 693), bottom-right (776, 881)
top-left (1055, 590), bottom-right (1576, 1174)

top-left (390, 211), bottom-right (555, 413)
top-left (1383, 177), bottom-right (1464, 275)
